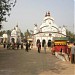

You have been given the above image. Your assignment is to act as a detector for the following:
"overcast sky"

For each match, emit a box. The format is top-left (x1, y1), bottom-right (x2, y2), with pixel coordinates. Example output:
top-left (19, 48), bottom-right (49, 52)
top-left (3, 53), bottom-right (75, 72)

top-left (2, 0), bottom-right (74, 34)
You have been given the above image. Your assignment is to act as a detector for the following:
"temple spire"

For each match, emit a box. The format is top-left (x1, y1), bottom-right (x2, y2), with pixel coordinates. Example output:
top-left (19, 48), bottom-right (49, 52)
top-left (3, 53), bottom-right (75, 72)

top-left (16, 22), bottom-right (18, 27)
top-left (45, 11), bottom-right (50, 17)
top-left (48, 11), bottom-right (50, 16)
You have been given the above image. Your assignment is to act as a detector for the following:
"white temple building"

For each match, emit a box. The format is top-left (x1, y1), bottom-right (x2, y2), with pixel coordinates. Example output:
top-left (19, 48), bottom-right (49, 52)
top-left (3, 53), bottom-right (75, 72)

top-left (11, 25), bottom-right (21, 43)
top-left (33, 11), bottom-right (66, 47)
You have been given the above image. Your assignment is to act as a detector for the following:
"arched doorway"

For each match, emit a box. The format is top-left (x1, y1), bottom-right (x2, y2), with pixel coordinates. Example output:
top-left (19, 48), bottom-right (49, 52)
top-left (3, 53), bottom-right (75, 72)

top-left (42, 39), bottom-right (46, 47)
top-left (11, 38), bottom-right (15, 43)
top-left (47, 39), bottom-right (51, 47)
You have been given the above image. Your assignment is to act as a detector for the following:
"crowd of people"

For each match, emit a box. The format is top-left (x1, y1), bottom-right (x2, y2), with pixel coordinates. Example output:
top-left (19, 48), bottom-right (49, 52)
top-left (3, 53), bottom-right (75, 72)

top-left (3, 39), bottom-right (32, 52)
top-left (2, 39), bottom-right (75, 64)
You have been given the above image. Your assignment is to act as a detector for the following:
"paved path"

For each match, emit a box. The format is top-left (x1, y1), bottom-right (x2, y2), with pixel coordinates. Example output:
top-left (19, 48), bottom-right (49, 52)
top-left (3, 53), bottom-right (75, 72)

top-left (0, 48), bottom-right (75, 75)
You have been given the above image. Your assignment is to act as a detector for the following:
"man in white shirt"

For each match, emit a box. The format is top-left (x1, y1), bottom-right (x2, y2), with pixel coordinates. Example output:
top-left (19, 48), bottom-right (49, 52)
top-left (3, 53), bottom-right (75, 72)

top-left (71, 43), bottom-right (75, 64)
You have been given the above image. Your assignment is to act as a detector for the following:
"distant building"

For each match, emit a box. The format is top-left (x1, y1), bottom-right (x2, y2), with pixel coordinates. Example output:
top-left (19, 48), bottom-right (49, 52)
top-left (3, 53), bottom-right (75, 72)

top-left (33, 11), bottom-right (66, 47)
top-left (11, 25), bottom-right (21, 43)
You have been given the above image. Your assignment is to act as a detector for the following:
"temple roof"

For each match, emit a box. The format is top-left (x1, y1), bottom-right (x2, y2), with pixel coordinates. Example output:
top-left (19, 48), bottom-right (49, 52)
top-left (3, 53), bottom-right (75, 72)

top-left (11, 25), bottom-right (21, 36)
top-left (40, 12), bottom-right (58, 32)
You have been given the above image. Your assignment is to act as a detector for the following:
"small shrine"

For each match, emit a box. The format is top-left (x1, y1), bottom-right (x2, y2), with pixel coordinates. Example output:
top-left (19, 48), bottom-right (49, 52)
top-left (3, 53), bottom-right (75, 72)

top-left (11, 25), bottom-right (21, 43)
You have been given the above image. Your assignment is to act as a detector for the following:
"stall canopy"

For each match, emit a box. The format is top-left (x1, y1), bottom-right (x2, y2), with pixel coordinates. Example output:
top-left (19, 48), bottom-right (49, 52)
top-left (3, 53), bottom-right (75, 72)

top-left (53, 37), bottom-right (69, 41)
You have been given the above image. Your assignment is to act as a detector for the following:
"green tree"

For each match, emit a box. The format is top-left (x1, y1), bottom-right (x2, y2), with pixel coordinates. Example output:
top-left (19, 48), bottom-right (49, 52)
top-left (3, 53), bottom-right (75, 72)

top-left (0, 30), bottom-right (6, 36)
top-left (0, 0), bottom-right (17, 29)
top-left (24, 29), bottom-right (31, 39)
top-left (21, 32), bottom-right (24, 37)
top-left (7, 30), bottom-right (11, 35)
top-left (66, 29), bottom-right (75, 42)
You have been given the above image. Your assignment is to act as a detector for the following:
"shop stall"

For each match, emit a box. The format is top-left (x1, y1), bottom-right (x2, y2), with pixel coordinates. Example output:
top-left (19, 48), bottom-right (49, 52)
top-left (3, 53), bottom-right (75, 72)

top-left (53, 37), bottom-right (68, 53)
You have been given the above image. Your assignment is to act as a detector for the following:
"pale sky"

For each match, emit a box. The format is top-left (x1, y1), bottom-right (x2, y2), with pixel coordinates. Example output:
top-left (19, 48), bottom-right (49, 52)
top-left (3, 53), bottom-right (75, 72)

top-left (2, 0), bottom-right (74, 34)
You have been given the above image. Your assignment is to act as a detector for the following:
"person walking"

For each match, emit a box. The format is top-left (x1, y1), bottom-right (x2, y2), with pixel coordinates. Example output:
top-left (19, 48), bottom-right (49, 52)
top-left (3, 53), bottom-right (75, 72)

top-left (44, 43), bottom-right (46, 53)
top-left (21, 43), bottom-right (23, 49)
top-left (28, 42), bottom-right (31, 50)
top-left (3, 41), bottom-right (6, 48)
top-left (71, 43), bottom-right (75, 64)
top-left (17, 42), bottom-right (19, 49)
top-left (37, 42), bottom-right (41, 53)
top-left (26, 42), bottom-right (29, 52)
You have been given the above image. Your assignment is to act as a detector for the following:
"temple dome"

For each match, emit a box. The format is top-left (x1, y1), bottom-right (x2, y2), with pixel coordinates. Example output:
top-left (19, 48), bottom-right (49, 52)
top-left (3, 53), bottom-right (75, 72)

top-left (40, 12), bottom-right (58, 32)
top-left (43, 16), bottom-right (54, 21)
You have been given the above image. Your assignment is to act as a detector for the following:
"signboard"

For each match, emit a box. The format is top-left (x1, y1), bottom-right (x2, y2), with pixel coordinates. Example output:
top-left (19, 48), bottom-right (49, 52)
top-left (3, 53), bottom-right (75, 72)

top-left (54, 41), bottom-right (67, 45)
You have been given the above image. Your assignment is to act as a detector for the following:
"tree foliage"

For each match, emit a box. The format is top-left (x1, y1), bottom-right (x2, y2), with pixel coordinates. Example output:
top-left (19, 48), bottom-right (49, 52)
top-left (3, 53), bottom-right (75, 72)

top-left (0, 30), bottom-right (11, 36)
top-left (24, 29), bottom-right (31, 39)
top-left (21, 32), bottom-right (24, 37)
top-left (66, 29), bottom-right (75, 42)
top-left (7, 30), bottom-right (11, 35)
top-left (0, 30), bottom-right (6, 36)
top-left (0, 0), bottom-right (17, 29)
